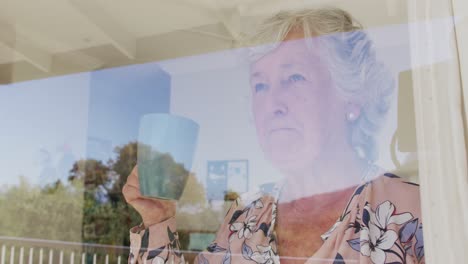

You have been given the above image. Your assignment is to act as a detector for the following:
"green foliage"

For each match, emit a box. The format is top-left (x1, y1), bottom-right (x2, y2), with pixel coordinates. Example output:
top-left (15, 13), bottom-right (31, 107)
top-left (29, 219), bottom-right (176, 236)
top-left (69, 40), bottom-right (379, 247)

top-left (69, 159), bottom-right (109, 188)
top-left (138, 151), bottom-right (189, 199)
top-left (112, 141), bottom-right (139, 192)
top-left (0, 141), bottom-right (215, 251)
top-left (112, 141), bottom-right (207, 207)
top-left (178, 172), bottom-right (207, 207)
top-left (81, 192), bottom-right (140, 246)
top-left (0, 177), bottom-right (83, 241)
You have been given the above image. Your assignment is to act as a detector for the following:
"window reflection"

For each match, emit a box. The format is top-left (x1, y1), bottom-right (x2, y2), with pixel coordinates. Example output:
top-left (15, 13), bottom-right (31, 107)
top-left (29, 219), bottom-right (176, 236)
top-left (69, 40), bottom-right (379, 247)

top-left (1, 2), bottom-right (463, 264)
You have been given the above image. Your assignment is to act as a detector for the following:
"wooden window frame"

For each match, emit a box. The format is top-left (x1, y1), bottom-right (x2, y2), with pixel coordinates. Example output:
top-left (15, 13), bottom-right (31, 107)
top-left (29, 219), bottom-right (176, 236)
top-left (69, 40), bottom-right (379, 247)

top-left (408, 0), bottom-right (468, 262)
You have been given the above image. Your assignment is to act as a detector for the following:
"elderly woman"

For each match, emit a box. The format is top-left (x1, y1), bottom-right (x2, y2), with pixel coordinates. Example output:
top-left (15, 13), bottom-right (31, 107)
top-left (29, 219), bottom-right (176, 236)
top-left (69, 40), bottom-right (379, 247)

top-left (123, 7), bottom-right (424, 264)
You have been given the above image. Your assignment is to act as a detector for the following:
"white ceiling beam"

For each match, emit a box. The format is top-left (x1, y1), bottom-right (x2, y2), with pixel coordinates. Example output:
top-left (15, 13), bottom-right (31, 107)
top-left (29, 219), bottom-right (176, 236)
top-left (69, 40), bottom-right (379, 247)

top-left (16, 23), bottom-right (104, 72)
top-left (217, 8), bottom-right (242, 41)
top-left (174, 0), bottom-right (243, 41)
top-left (60, 50), bottom-right (104, 71)
top-left (0, 21), bottom-right (52, 72)
top-left (69, 0), bottom-right (136, 59)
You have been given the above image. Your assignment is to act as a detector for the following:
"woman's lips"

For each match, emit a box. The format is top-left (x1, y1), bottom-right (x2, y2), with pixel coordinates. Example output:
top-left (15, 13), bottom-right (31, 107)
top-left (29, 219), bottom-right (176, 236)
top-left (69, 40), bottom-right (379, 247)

top-left (270, 127), bottom-right (295, 132)
top-left (268, 127), bottom-right (299, 135)
top-left (265, 118), bottom-right (303, 136)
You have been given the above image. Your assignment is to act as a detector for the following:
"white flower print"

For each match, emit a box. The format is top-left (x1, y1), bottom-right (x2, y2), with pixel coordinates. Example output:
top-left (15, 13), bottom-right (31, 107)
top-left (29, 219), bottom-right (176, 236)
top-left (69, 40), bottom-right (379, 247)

top-left (360, 221), bottom-right (398, 264)
top-left (250, 245), bottom-right (279, 264)
top-left (230, 215), bottom-right (257, 239)
top-left (269, 203), bottom-right (277, 236)
top-left (151, 256), bottom-right (165, 264)
top-left (254, 199), bottom-right (264, 209)
top-left (368, 201), bottom-right (413, 230)
top-left (178, 255), bottom-right (185, 264)
top-left (129, 245), bottom-right (137, 264)
top-left (321, 220), bottom-right (342, 241)
top-left (357, 201), bottom-right (414, 264)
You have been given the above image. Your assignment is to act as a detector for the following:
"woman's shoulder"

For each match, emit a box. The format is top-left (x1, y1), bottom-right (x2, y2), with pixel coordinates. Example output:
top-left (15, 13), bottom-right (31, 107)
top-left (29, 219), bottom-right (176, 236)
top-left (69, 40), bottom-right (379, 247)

top-left (371, 172), bottom-right (420, 187)
top-left (234, 181), bottom-right (280, 206)
top-left (324, 173), bottom-right (425, 263)
top-left (350, 172), bottom-right (423, 234)
top-left (363, 172), bottom-right (422, 203)
top-left (325, 172), bottom-right (423, 239)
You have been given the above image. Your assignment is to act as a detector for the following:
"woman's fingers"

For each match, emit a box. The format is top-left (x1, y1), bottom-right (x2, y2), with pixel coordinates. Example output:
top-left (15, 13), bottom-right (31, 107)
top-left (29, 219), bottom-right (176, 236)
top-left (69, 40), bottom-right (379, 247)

top-left (125, 165), bottom-right (140, 188)
top-left (123, 165), bottom-right (177, 226)
top-left (123, 166), bottom-right (143, 204)
top-left (122, 183), bottom-right (141, 203)
top-left (123, 183), bottom-right (160, 216)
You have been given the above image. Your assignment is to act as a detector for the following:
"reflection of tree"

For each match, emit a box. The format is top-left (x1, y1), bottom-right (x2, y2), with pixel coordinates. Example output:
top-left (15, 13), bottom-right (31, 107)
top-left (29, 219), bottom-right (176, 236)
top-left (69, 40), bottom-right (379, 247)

top-left (76, 141), bottom-right (210, 248)
top-left (112, 141), bottom-right (207, 207)
top-left (0, 141), bottom-right (216, 252)
top-left (0, 177), bottom-right (83, 241)
top-left (112, 142), bottom-right (139, 192)
top-left (69, 159), bottom-right (109, 188)
top-left (139, 149), bottom-right (190, 200)
top-left (179, 172), bottom-right (207, 207)
top-left (73, 142), bottom-right (140, 246)
top-left (224, 190), bottom-right (240, 201)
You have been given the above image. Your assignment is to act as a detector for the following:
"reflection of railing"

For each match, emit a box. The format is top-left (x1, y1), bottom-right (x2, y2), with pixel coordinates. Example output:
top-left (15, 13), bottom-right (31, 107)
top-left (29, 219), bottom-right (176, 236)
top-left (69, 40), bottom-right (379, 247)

top-left (0, 237), bottom-right (126, 264)
top-left (1, 236), bottom-right (338, 263)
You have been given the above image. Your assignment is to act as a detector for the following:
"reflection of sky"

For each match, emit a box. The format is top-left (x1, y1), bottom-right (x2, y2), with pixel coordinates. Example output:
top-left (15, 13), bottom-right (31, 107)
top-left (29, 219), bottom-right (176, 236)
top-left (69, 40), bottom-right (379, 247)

top-left (0, 74), bottom-right (90, 186)
top-left (0, 19), bottom-right (455, 190)
top-left (0, 63), bottom-right (171, 187)
top-left (86, 64), bottom-right (170, 162)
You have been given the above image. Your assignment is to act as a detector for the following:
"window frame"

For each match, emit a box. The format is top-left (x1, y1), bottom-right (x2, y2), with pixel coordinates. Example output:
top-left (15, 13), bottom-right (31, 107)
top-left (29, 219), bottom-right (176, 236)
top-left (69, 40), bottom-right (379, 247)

top-left (408, 0), bottom-right (468, 262)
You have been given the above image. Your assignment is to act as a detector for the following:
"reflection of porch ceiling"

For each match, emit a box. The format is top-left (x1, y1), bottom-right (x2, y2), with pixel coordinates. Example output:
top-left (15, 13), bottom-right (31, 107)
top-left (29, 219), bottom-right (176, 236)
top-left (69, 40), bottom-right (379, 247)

top-left (0, 22), bottom-right (234, 83)
top-left (0, 0), bottom-right (419, 83)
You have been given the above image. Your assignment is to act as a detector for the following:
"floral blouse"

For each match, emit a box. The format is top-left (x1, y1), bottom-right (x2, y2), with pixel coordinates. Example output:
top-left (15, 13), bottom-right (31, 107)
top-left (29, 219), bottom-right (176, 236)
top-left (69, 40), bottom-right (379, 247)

top-left (129, 173), bottom-right (425, 264)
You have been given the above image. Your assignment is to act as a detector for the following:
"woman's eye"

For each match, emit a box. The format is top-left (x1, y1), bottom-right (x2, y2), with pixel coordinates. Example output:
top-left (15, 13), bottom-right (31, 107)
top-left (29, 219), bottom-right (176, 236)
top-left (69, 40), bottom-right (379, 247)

top-left (288, 74), bottom-right (306, 82)
top-left (254, 83), bottom-right (268, 93)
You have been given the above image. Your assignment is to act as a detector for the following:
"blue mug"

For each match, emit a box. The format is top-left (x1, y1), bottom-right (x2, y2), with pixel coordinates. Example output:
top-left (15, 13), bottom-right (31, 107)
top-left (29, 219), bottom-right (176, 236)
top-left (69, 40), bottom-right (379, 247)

top-left (138, 113), bottom-right (199, 200)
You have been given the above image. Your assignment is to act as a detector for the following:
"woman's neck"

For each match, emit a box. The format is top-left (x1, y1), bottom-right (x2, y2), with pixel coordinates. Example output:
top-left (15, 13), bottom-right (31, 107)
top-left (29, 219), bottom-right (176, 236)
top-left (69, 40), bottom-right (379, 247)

top-left (279, 145), bottom-right (367, 202)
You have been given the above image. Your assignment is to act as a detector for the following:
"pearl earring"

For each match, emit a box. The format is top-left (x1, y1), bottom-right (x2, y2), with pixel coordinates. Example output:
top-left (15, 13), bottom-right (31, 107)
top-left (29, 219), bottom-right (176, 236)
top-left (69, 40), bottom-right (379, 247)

top-left (345, 102), bottom-right (361, 122)
top-left (347, 112), bottom-right (357, 122)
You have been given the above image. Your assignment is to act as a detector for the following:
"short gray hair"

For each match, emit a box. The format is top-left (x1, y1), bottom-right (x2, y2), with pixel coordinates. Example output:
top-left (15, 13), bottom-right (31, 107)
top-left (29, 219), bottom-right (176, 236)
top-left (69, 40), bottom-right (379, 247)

top-left (244, 7), bottom-right (395, 162)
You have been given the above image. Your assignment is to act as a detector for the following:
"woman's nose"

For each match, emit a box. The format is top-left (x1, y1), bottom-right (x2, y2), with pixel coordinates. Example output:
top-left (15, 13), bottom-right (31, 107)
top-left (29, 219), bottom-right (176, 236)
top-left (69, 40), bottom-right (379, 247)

top-left (272, 102), bottom-right (288, 117)
top-left (268, 86), bottom-right (289, 117)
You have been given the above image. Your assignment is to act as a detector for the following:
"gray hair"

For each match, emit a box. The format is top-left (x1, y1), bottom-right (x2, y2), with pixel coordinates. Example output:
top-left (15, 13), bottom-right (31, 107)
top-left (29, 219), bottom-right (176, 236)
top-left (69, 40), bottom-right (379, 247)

top-left (244, 7), bottom-right (395, 162)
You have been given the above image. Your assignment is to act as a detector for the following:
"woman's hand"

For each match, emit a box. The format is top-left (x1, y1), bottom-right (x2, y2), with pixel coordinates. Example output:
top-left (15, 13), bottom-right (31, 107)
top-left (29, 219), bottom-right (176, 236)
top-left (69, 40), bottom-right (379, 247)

top-left (123, 166), bottom-right (176, 227)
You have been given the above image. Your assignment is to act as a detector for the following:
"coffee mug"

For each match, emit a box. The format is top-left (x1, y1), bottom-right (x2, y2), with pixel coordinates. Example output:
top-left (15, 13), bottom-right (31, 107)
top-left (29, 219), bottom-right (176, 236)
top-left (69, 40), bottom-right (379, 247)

top-left (137, 113), bottom-right (199, 200)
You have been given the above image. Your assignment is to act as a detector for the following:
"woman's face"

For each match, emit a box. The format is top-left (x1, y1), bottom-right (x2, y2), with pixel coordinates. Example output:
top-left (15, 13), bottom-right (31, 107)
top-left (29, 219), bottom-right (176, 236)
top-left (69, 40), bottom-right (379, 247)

top-left (250, 37), bottom-right (348, 172)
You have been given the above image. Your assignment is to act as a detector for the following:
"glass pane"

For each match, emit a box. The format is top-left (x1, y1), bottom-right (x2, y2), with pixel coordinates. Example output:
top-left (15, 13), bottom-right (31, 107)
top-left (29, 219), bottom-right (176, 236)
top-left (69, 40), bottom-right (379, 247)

top-left (0, 1), bottom-right (463, 263)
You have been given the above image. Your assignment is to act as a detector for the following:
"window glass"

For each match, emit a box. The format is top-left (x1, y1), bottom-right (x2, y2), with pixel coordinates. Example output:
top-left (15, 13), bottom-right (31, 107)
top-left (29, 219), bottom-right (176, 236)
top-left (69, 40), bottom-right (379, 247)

top-left (0, 1), bottom-right (464, 263)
